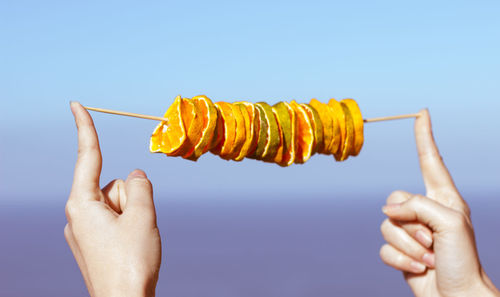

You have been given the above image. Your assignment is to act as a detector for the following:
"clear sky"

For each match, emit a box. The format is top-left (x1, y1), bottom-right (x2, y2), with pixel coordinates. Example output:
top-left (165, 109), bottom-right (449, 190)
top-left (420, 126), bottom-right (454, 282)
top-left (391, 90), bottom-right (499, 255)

top-left (1, 0), bottom-right (499, 202)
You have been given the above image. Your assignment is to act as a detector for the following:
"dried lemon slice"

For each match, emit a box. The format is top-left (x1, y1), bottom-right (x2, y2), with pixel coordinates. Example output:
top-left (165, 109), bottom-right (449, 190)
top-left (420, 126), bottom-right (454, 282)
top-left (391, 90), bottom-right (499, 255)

top-left (290, 100), bottom-right (314, 164)
top-left (227, 103), bottom-right (247, 160)
top-left (209, 106), bottom-right (224, 151)
top-left (341, 99), bottom-right (364, 156)
top-left (328, 98), bottom-right (345, 157)
top-left (150, 95), bottom-right (186, 154)
top-left (254, 102), bottom-right (280, 162)
top-left (309, 98), bottom-right (336, 154)
top-left (336, 102), bottom-right (355, 161)
top-left (301, 103), bottom-right (323, 155)
top-left (233, 102), bottom-right (253, 161)
top-left (272, 101), bottom-right (296, 166)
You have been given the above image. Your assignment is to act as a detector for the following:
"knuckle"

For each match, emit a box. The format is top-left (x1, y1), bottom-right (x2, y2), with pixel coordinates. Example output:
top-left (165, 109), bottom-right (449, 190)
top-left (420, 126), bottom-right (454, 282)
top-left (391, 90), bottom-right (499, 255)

top-left (65, 201), bottom-right (79, 219)
top-left (446, 211), bottom-right (469, 230)
top-left (410, 194), bottom-right (426, 205)
top-left (387, 190), bottom-right (407, 204)
top-left (63, 224), bottom-right (71, 238)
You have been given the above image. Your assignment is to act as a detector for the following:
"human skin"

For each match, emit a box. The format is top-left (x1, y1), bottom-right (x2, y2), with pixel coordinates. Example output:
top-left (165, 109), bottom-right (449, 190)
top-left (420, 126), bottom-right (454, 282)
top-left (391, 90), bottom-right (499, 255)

top-left (379, 109), bottom-right (500, 297)
top-left (65, 102), bottom-right (161, 297)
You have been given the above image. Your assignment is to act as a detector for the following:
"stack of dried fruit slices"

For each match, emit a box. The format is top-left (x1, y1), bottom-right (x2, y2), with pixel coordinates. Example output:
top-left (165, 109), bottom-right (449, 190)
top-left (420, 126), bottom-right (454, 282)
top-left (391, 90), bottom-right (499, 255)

top-left (150, 95), bottom-right (364, 166)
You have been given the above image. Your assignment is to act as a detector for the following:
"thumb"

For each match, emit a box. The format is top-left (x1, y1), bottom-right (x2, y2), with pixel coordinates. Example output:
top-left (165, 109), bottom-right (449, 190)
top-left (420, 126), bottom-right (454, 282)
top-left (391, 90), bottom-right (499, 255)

top-left (382, 195), bottom-right (463, 234)
top-left (415, 109), bottom-right (458, 195)
top-left (124, 169), bottom-right (157, 223)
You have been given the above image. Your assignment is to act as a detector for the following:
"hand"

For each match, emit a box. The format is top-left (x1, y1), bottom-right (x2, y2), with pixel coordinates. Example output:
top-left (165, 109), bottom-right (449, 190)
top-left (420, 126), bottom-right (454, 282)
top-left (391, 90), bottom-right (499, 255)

top-left (65, 102), bottom-right (161, 297)
top-left (379, 109), bottom-right (500, 297)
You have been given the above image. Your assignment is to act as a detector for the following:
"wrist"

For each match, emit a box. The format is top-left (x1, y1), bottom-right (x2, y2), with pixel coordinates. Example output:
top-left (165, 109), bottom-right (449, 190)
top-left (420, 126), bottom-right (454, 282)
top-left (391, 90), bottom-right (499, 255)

top-left (98, 280), bottom-right (155, 297)
top-left (464, 278), bottom-right (500, 297)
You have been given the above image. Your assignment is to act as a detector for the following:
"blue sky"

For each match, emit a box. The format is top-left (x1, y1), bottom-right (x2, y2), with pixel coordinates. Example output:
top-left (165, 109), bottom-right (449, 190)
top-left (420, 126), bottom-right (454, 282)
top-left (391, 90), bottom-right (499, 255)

top-left (1, 0), bottom-right (499, 202)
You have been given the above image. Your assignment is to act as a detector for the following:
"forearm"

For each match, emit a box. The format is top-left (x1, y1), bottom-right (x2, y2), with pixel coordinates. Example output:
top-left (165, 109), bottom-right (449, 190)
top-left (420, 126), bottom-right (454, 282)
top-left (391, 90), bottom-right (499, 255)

top-left (481, 271), bottom-right (500, 297)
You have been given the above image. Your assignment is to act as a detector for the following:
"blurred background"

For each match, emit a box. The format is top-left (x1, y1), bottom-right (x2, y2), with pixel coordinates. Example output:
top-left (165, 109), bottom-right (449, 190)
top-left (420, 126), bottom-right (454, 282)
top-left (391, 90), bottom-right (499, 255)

top-left (1, 0), bottom-right (499, 296)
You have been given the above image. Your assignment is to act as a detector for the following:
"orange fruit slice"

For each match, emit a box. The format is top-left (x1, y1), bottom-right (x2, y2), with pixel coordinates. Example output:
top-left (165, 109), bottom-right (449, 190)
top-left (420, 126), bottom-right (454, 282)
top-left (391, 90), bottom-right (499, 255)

top-left (300, 103), bottom-right (323, 155)
top-left (227, 103), bottom-right (247, 160)
top-left (233, 102), bottom-right (253, 161)
top-left (328, 98), bottom-right (345, 157)
top-left (209, 106), bottom-right (224, 151)
top-left (170, 97), bottom-right (204, 157)
top-left (290, 100), bottom-right (314, 164)
top-left (341, 99), bottom-right (364, 156)
top-left (271, 103), bottom-right (285, 164)
top-left (210, 102), bottom-right (236, 159)
top-left (246, 103), bottom-right (263, 159)
top-left (150, 95), bottom-right (186, 154)
top-left (185, 95), bottom-right (217, 161)
top-left (254, 102), bottom-right (280, 162)
top-left (272, 101), bottom-right (296, 166)
top-left (309, 98), bottom-right (337, 154)
top-left (336, 102), bottom-right (355, 161)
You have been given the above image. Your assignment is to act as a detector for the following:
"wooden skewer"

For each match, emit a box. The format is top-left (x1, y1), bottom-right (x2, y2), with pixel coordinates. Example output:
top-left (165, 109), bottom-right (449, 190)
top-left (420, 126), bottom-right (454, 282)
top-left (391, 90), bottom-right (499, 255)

top-left (84, 106), bottom-right (169, 122)
top-left (363, 113), bottom-right (420, 123)
top-left (84, 106), bottom-right (419, 123)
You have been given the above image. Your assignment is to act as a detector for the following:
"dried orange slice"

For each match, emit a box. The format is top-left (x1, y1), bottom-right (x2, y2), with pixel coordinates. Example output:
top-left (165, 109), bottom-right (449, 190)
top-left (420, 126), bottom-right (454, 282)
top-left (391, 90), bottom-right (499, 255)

top-left (271, 102), bottom-right (284, 163)
top-left (336, 102), bottom-right (354, 161)
top-left (341, 99), bottom-right (364, 156)
top-left (150, 95), bottom-right (186, 154)
top-left (328, 98), bottom-right (345, 157)
top-left (290, 100), bottom-right (314, 164)
top-left (209, 106), bottom-right (224, 151)
top-left (255, 102), bottom-right (280, 162)
top-left (233, 102), bottom-right (253, 161)
top-left (272, 101), bottom-right (296, 166)
top-left (185, 95), bottom-right (217, 161)
top-left (246, 103), bottom-right (263, 159)
top-left (169, 97), bottom-right (204, 157)
top-left (210, 102), bottom-right (236, 159)
top-left (227, 103), bottom-right (247, 160)
top-left (300, 103), bottom-right (323, 155)
top-left (309, 98), bottom-right (336, 154)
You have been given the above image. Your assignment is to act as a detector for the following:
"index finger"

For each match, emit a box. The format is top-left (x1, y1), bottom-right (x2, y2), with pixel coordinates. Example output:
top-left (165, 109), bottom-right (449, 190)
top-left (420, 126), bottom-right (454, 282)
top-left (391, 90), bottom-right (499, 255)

top-left (70, 101), bottom-right (102, 196)
top-left (415, 109), bottom-right (458, 194)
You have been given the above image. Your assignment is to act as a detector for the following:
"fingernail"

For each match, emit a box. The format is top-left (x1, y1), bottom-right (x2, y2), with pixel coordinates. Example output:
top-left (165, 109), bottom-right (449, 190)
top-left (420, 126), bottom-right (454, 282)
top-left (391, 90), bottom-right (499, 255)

top-left (410, 261), bottom-right (426, 273)
top-left (382, 203), bottom-right (401, 214)
top-left (130, 169), bottom-right (147, 178)
top-left (416, 230), bottom-right (433, 248)
top-left (422, 253), bottom-right (435, 267)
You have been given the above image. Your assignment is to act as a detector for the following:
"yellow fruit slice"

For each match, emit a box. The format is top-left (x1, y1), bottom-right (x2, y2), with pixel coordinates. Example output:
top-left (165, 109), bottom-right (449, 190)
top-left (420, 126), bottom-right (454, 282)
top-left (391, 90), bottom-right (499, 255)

top-left (246, 103), bottom-right (263, 159)
top-left (272, 101), bottom-right (296, 166)
top-left (185, 95), bottom-right (217, 161)
top-left (290, 100), bottom-right (314, 164)
top-left (328, 98), bottom-right (345, 156)
top-left (341, 99), bottom-right (364, 156)
top-left (210, 102), bottom-right (236, 159)
top-left (233, 102), bottom-right (253, 161)
top-left (336, 103), bottom-right (355, 161)
top-left (255, 102), bottom-right (280, 162)
top-left (271, 103), bottom-right (285, 164)
top-left (227, 103), bottom-right (247, 160)
top-left (209, 106), bottom-right (224, 151)
top-left (169, 97), bottom-right (203, 157)
top-left (309, 98), bottom-right (336, 154)
top-left (300, 103), bottom-right (323, 155)
top-left (150, 95), bottom-right (186, 154)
